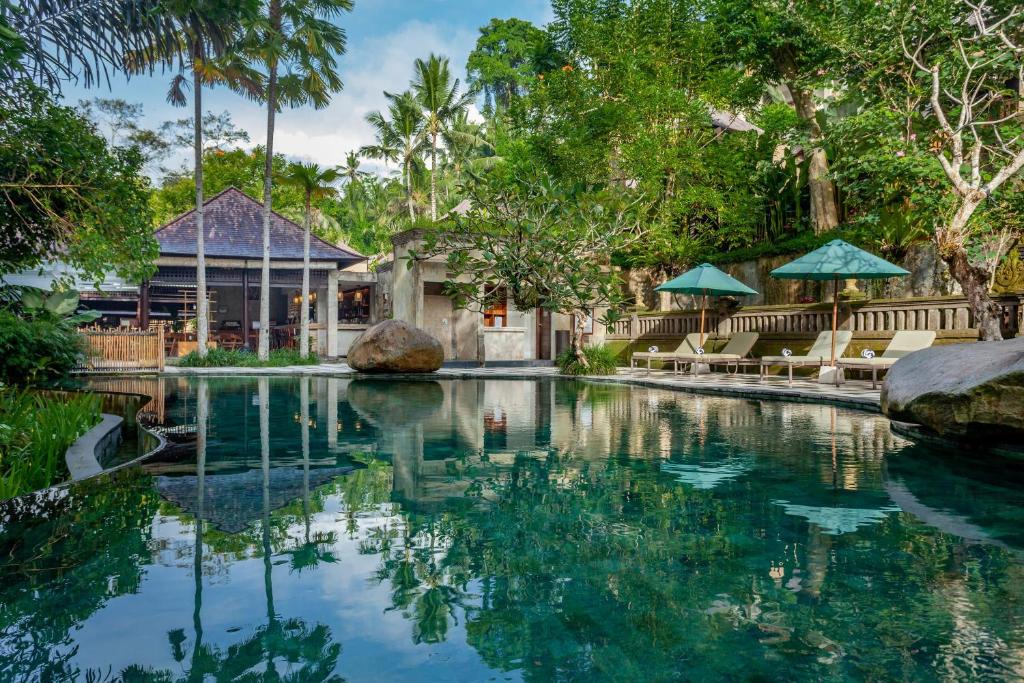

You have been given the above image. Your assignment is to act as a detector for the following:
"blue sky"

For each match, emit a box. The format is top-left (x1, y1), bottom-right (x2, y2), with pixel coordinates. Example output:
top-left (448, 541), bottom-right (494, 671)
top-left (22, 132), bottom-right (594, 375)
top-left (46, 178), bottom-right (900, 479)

top-left (61, 0), bottom-right (554, 178)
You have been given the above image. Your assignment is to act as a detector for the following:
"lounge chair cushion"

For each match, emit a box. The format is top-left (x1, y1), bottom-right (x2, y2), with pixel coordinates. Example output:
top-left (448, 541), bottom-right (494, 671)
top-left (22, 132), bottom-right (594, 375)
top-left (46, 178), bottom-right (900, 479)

top-left (837, 331), bottom-right (936, 368)
top-left (673, 332), bottom-right (759, 362)
top-left (761, 331), bottom-right (853, 364)
top-left (632, 333), bottom-right (702, 360)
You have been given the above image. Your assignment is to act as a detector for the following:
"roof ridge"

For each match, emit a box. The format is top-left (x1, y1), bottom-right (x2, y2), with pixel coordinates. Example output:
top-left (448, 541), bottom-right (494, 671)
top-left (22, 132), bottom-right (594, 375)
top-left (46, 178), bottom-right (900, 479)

top-left (153, 185), bottom-right (365, 262)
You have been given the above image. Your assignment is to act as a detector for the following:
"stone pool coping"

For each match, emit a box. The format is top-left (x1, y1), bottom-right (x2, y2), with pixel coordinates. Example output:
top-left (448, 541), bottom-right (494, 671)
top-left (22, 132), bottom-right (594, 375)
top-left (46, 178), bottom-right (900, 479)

top-left (161, 363), bottom-right (883, 412)
top-left (65, 413), bottom-right (123, 480)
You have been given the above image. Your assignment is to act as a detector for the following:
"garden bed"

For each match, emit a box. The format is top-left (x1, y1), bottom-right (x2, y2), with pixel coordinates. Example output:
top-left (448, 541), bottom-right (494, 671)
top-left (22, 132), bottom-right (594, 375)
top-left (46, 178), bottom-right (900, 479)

top-left (0, 389), bottom-right (101, 499)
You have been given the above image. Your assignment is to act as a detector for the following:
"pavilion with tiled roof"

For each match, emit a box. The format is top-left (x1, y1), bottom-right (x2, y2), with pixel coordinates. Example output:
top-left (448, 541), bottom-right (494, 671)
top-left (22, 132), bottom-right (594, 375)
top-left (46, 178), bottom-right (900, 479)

top-left (138, 187), bottom-right (377, 357)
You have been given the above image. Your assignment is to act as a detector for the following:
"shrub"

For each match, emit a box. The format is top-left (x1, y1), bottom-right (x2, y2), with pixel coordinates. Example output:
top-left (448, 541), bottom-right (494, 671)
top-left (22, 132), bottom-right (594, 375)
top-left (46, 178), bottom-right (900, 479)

top-left (0, 309), bottom-right (88, 385)
top-left (177, 347), bottom-right (320, 368)
top-left (0, 388), bottom-right (101, 499)
top-left (557, 344), bottom-right (620, 376)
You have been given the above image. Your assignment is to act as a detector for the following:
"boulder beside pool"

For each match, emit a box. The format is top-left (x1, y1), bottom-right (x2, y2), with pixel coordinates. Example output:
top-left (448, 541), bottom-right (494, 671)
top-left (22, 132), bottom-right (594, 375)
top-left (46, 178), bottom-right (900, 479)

top-left (347, 320), bottom-right (444, 373)
top-left (881, 336), bottom-right (1024, 439)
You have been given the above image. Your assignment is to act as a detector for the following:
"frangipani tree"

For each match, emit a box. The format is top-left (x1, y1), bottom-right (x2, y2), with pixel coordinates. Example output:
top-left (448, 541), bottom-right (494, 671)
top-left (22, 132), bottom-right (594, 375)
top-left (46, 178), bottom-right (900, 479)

top-left (899, 0), bottom-right (1024, 339)
top-left (409, 166), bottom-right (647, 367)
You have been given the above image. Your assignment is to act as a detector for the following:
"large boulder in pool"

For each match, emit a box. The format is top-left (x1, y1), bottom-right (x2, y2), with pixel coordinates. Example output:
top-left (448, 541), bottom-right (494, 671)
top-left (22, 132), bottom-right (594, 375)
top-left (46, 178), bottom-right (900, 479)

top-left (347, 320), bottom-right (444, 373)
top-left (881, 336), bottom-right (1024, 439)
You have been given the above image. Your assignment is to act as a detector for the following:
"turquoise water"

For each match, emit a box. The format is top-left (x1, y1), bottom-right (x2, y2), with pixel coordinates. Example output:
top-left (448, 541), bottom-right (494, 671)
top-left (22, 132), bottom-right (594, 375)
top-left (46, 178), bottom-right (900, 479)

top-left (1, 377), bottom-right (1023, 681)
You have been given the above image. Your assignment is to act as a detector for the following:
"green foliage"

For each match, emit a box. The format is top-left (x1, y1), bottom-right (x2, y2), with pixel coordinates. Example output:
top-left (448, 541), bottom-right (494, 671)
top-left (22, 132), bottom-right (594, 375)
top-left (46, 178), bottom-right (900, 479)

top-left (0, 0), bottom-right (224, 92)
top-left (151, 147), bottom-right (305, 223)
top-left (411, 165), bottom-right (647, 349)
top-left (556, 344), bottom-right (620, 375)
top-left (0, 82), bottom-right (157, 283)
top-left (0, 389), bottom-right (101, 499)
top-left (466, 18), bottom-right (562, 112)
top-left (506, 1), bottom-right (768, 270)
top-left (176, 348), bottom-right (319, 368)
top-left (0, 291), bottom-right (98, 386)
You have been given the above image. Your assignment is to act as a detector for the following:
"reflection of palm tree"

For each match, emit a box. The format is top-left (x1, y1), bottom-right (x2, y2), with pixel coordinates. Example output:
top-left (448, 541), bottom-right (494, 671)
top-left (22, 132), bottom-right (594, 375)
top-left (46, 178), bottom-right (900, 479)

top-left (282, 377), bottom-right (338, 572)
top-left (192, 379), bottom-right (208, 679)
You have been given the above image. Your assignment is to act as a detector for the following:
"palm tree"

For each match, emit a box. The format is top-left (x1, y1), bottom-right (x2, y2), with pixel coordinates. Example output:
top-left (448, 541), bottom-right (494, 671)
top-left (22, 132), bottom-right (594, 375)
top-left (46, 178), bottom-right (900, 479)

top-left (362, 91), bottom-right (426, 222)
top-left (277, 162), bottom-right (340, 358)
top-left (248, 0), bottom-right (353, 361)
top-left (337, 150), bottom-right (370, 186)
top-left (1, 0), bottom-right (220, 92)
top-left (135, 1), bottom-right (260, 358)
top-left (410, 54), bottom-right (473, 221)
top-left (445, 110), bottom-right (495, 179)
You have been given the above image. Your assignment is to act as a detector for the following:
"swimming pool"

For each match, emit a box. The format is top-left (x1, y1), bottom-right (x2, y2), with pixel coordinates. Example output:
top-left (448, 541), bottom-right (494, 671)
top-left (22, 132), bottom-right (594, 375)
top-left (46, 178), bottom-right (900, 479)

top-left (1, 377), bottom-right (1021, 681)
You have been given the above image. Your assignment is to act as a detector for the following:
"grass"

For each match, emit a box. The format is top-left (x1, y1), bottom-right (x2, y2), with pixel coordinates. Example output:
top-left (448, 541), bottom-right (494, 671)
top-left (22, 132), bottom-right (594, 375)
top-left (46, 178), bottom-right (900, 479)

top-left (176, 348), bottom-right (321, 368)
top-left (0, 388), bottom-right (102, 500)
top-left (557, 344), bottom-right (621, 376)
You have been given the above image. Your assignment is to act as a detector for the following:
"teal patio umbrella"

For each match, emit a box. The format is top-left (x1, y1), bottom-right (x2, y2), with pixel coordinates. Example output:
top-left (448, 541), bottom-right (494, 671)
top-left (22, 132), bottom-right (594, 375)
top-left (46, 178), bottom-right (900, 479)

top-left (656, 263), bottom-right (758, 347)
top-left (770, 239), bottom-right (909, 365)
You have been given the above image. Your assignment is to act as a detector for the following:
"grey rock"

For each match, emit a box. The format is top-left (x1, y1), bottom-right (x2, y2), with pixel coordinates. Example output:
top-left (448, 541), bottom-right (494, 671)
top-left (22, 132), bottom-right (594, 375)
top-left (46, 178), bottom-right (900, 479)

top-left (881, 337), bottom-right (1024, 439)
top-left (348, 319), bottom-right (444, 373)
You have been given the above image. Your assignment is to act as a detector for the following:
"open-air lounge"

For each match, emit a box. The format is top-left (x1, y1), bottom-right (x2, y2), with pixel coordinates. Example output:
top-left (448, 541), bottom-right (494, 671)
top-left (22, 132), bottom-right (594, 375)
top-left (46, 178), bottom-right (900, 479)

top-left (85, 188), bottom-right (377, 359)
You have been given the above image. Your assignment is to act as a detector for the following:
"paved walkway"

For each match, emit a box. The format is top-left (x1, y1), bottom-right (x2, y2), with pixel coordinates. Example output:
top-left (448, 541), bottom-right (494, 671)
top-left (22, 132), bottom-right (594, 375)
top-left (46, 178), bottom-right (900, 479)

top-left (164, 364), bottom-right (882, 411)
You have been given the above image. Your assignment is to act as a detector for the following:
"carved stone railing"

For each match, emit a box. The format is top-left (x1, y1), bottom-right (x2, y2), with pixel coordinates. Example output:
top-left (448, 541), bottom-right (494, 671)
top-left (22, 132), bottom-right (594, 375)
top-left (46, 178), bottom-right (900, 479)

top-left (608, 294), bottom-right (1024, 340)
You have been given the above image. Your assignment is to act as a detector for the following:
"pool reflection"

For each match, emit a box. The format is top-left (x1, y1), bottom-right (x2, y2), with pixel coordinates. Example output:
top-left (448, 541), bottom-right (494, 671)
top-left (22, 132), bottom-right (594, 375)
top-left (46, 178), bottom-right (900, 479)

top-left (0, 377), bottom-right (1022, 681)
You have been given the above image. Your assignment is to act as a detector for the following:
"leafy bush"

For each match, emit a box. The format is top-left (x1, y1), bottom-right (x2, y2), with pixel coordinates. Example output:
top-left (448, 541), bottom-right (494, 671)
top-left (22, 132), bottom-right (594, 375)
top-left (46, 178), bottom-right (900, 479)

top-left (0, 288), bottom-right (100, 386)
top-left (177, 348), bottom-right (320, 368)
top-left (0, 388), bottom-right (101, 499)
top-left (0, 309), bottom-right (89, 385)
top-left (557, 344), bottom-right (620, 376)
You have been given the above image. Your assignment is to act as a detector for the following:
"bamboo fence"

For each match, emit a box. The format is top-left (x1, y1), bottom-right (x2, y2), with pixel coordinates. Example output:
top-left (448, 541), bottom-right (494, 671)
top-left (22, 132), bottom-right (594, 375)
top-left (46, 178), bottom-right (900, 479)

top-left (77, 327), bottom-right (165, 372)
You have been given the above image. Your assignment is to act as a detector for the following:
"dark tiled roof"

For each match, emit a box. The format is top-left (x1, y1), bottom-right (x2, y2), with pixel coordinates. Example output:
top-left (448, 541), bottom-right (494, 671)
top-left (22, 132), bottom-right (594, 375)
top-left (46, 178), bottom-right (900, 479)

top-left (154, 187), bottom-right (364, 264)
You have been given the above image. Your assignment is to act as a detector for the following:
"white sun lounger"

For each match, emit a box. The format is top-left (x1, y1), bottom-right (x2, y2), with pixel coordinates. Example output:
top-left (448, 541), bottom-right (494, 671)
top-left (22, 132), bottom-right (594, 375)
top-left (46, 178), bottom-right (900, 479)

top-left (672, 332), bottom-right (760, 375)
top-left (836, 330), bottom-right (936, 388)
top-left (630, 333), bottom-right (702, 373)
top-left (760, 331), bottom-right (853, 386)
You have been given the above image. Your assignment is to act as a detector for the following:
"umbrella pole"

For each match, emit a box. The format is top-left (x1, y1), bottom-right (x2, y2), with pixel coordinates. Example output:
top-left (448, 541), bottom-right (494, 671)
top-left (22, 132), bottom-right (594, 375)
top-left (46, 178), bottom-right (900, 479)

top-left (699, 292), bottom-right (707, 348)
top-left (831, 276), bottom-right (838, 366)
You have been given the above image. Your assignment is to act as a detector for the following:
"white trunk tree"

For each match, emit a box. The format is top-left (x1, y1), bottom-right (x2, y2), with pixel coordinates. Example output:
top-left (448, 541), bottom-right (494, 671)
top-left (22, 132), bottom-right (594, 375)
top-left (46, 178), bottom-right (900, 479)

top-left (902, 0), bottom-right (1024, 340)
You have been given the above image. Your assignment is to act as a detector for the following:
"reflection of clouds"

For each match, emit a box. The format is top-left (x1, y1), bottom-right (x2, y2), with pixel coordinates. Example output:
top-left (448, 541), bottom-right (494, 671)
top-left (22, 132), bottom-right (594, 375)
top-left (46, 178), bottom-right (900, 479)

top-left (773, 500), bottom-right (901, 535)
top-left (661, 459), bottom-right (752, 490)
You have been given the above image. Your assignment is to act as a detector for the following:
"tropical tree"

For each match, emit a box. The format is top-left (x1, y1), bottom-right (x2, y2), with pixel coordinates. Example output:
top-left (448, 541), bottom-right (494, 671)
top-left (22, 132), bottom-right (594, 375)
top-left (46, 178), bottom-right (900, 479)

top-left (411, 166), bottom-right (648, 364)
top-left (0, 82), bottom-right (155, 283)
top-left (362, 90), bottom-right (426, 221)
top-left (444, 110), bottom-right (494, 179)
top-left (466, 17), bottom-right (561, 112)
top-left (0, 0), bottom-right (219, 92)
top-left (337, 150), bottom-right (369, 187)
top-left (410, 54), bottom-right (474, 221)
top-left (134, 0), bottom-right (260, 355)
top-left (895, 0), bottom-right (1024, 340)
top-left (248, 0), bottom-right (353, 361)
top-left (278, 161), bottom-right (340, 357)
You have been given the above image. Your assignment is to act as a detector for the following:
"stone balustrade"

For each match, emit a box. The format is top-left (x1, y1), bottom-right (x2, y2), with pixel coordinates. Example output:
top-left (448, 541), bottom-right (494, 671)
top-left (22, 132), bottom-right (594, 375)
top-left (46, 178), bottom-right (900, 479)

top-left (608, 293), bottom-right (1024, 341)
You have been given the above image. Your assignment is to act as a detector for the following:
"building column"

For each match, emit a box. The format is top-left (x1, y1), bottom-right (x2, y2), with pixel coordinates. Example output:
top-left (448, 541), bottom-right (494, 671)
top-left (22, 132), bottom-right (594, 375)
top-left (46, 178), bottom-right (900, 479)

top-left (327, 270), bottom-right (339, 359)
top-left (242, 267), bottom-right (251, 350)
top-left (137, 281), bottom-right (150, 329)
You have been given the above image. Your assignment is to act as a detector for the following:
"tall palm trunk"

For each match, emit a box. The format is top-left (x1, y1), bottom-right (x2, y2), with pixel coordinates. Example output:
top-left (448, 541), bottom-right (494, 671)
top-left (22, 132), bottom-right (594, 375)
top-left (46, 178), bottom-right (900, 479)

top-left (258, 0), bottom-right (282, 361)
top-left (404, 158), bottom-right (414, 221)
top-left (193, 58), bottom-right (209, 357)
top-left (429, 132), bottom-right (438, 221)
top-left (300, 192), bottom-right (311, 357)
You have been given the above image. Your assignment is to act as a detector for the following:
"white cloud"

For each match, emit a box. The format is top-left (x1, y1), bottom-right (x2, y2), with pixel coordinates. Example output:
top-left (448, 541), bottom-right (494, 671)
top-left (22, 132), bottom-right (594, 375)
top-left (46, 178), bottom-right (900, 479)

top-left (205, 19), bottom-right (479, 174)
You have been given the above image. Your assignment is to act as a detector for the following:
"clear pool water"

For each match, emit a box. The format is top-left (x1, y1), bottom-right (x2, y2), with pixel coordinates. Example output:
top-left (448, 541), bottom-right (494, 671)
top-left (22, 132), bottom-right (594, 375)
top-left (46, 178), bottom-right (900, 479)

top-left (1, 377), bottom-right (1022, 681)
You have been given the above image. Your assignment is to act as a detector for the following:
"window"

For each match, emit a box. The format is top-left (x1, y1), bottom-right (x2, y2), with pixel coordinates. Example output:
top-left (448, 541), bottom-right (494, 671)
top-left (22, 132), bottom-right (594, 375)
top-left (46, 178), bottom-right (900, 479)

top-left (483, 287), bottom-right (507, 328)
